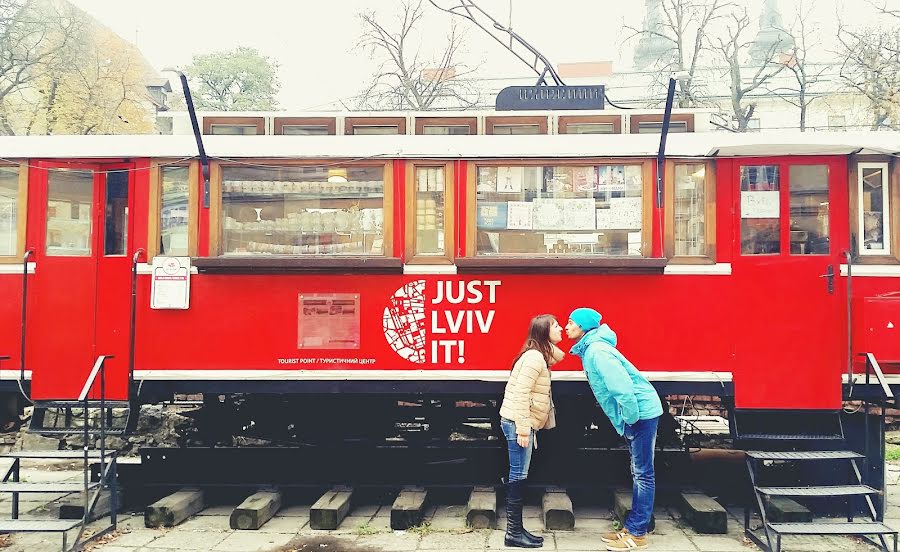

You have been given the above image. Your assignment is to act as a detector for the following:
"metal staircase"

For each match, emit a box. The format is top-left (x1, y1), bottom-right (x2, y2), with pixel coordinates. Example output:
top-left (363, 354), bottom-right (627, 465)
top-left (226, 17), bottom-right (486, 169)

top-left (737, 355), bottom-right (899, 552)
top-left (0, 355), bottom-right (120, 551)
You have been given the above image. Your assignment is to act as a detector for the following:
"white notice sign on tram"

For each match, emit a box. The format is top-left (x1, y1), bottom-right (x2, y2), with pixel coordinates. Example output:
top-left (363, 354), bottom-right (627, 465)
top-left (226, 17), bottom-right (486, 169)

top-left (151, 256), bottom-right (190, 310)
top-left (741, 191), bottom-right (780, 219)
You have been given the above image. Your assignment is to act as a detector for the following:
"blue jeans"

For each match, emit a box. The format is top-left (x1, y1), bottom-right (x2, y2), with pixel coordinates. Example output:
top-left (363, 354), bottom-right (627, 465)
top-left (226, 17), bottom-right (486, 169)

top-left (624, 416), bottom-right (659, 537)
top-left (501, 417), bottom-right (533, 482)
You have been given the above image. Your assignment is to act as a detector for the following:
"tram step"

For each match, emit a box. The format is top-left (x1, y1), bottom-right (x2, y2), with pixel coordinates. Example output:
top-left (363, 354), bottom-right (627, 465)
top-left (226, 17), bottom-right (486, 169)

top-left (740, 433), bottom-right (844, 441)
top-left (0, 519), bottom-right (82, 532)
top-left (2, 450), bottom-right (117, 460)
top-left (0, 482), bottom-right (100, 494)
top-left (29, 400), bottom-right (132, 436)
top-left (756, 485), bottom-right (879, 497)
top-left (746, 450), bottom-right (864, 461)
top-left (767, 521), bottom-right (897, 536)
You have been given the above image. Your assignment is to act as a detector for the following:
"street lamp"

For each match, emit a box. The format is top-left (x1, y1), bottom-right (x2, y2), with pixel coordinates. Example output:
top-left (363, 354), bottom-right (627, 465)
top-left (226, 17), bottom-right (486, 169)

top-left (162, 68), bottom-right (210, 209)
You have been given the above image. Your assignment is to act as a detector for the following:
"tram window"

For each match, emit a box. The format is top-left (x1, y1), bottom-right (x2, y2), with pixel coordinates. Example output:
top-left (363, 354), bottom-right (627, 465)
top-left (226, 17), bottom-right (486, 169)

top-left (352, 125), bottom-right (399, 135)
top-left (674, 164), bottom-right (706, 256)
top-left (209, 124), bottom-right (258, 135)
top-left (0, 167), bottom-right (17, 256)
top-left (104, 171), bottom-right (129, 256)
top-left (740, 165), bottom-right (780, 255)
top-left (281, 125), bottom-right (330, 136)
top-left (160, 166), bottom-right (190, 256)
top-left (636, 121), bottom-right (688, 134)
top-left (475, 164), bottom-right (644, 256)
top-left (415, 167), bottom-right (445, 255)
top-left (858, 163), bottom-right (892, 255)
top-left (491, 124), bottom-right (541, 135)
top-left (220, 165), bottom-right (385, 255)
top-left (789, 165), bottom-right (829, 255)
top-left (422, 125), bottom-right (470, 135)
top-left (46, 170), bottom-right (93, 256)
top-left (563, 123), bottom-right (616, 135)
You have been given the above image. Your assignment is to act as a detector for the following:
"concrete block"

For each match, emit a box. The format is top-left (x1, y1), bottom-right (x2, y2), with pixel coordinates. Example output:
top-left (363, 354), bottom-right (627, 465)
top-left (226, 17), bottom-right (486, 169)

top-left (144, 489), bottom-right (205, 528)
top-left (764, 496), bottom-right (812, 523)
top-left (59, 489), bottom-right (122, 521)
top-left (466, 486), bottom-right (496, 529)
top-left (613, 489), bottom-right (655, 532)
top-left (542, 488), bottom-right (575, 531)
top-left (19, 432), bottom-right (61, 451)
top-left (230, 489), bottom-right (283, 530)
top-left (391, 486), bottom-right (428, 530)
top-left (678, 492), bottom-right (727, 534)
top-left (309, 487), bottom-right (353, 530)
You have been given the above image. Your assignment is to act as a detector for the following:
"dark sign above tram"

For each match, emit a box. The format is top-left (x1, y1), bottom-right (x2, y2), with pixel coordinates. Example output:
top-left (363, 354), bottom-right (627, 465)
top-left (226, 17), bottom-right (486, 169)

top-left (495, 85), bottom-right (605, 111)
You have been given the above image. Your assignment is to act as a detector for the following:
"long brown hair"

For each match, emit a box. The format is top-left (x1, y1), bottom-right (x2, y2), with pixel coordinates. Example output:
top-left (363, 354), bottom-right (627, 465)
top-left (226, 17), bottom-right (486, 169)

top-left (511, 314), bottom-right (557, 369)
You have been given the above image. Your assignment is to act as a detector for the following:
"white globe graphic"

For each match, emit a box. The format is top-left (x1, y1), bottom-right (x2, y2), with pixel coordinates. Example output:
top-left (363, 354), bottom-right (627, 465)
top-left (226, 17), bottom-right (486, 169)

top-left (383, 280), bottom-right (427, 364)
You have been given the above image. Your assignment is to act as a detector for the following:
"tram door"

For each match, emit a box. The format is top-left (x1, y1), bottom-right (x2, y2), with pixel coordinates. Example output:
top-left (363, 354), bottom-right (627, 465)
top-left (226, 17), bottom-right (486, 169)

top-left (27, 162), bottom-right (133, 401)
top-left (730, 157), bottom-right (849, 409)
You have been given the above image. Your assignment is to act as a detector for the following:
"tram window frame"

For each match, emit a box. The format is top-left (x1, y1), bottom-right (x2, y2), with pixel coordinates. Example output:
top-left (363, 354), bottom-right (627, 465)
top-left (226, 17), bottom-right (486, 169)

top-left (208, 159), bottom-right (395, 258)
top-left (0, 163), bottom-right (26, 263)
top-left (851, 158), bottom-right (900, 263)
top-left (664, 160), bottom-right (716, 263)
top-left (203, 117), bottom-right (265, 136)
top-left (148, 160), bottom-right (199, 260)
top-left (405, 162), bottom-right (455, 264)
top-left (415, 117), bottom-right (476, 136)
top-left (465, 158), bottom-right (654, 258)
top-left (274, 117), bottom-right (336, 136)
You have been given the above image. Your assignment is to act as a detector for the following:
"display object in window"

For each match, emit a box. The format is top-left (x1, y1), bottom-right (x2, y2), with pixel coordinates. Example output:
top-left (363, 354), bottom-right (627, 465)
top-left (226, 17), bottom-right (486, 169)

top-left (859, 165), bottom-right (891, 255)
top-left (0, 167), bottom-right (18, 256)
top-left (673, 164), bottom-right (706, 256)
top-left (740, 165), bottom-right (780, 255)
top-left (475, 164), bottom-right (643, 256)
top-left (221, 166), bottom-right (385, 256)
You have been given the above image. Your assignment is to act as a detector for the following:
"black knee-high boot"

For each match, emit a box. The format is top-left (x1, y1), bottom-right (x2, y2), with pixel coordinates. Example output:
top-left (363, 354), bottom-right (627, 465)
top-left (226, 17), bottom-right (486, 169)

top-left (517, 480), bottom-right (543, 544)
top-left (505, 480), bottom-right (542, 548)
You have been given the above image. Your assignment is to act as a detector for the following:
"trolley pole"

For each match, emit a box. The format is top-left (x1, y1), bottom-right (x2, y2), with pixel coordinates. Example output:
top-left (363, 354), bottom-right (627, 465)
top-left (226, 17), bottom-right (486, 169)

top-left (656, 76), bottom-right (677, 210)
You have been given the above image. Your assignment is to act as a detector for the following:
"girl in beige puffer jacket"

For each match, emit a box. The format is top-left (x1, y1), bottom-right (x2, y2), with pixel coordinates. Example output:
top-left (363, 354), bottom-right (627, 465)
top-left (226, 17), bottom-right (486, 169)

top-left (498, 314), bottom-right (564, 548)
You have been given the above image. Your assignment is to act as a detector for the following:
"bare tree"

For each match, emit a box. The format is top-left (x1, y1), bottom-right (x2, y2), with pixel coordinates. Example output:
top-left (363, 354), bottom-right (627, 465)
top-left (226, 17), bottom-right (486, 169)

top-left (0, 0), bottom-right (85, 134)
top-left (625, 0), bottom-right (733, 108)
top-left (356, 0), bottom-right (478, 110)
top-left (711, 8), bottom-right (786, 131)
top-left (838, 18), bottom-right (900, 130)
top-left (763, 0), bottom-right (827, 132)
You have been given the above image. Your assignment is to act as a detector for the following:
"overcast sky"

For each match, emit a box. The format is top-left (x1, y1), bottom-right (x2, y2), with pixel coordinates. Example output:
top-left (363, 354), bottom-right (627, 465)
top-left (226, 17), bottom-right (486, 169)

top-left (67, 0), bottom-right (888, 110)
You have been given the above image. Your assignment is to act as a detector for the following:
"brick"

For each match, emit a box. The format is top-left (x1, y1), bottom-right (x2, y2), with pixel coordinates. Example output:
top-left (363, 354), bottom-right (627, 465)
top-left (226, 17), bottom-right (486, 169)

top-left (59, 489), bottom-right (122, 521)
top-left (764, 496), bottom-right (812, 523)
top-left (466, 486), bottom-right (496, 529)
top-left (230, 489), bottom-right (282, 530)
top-left (309, 487), bottom-right (353, 530)
top-left (542, 488), bottom-right (575, 531)
top-left (678, 492), bottom-right (727, 534)
top-left (391, 486), bottom-right (428, 530)
top-left (614, 489), bottom-right (655, 532)
top-left (144, 489), bottom-right (204, 528)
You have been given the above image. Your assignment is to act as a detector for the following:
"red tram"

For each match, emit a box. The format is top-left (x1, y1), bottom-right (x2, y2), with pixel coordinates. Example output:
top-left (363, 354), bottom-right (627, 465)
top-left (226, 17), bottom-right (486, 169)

top-left (0, 111), bottom-right (898, 441)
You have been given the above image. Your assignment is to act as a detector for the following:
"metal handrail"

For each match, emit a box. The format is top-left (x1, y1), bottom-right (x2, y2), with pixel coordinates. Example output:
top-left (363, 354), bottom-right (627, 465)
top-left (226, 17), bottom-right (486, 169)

top-left (20, 249), bottom-right (34, 386)
top-left (865, 353), bottom-right (894, 403)
top-left (129, 250), bottom-right (144, 392)
top-left (862, 352), bottom-right (893, 522)
top-left (78, 355), bottom-right (113, 402)
top-left (75, 354), bottom-right (115, 546)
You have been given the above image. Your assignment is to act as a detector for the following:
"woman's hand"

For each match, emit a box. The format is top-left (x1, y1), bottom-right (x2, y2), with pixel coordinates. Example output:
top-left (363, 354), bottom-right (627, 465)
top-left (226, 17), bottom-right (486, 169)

top-left (517, 434), bottom-right (530, 448)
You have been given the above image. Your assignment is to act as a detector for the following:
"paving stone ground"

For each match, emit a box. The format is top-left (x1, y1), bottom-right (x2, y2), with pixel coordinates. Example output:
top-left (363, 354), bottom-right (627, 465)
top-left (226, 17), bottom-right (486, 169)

top-left (0, 457), bottom-right (896, 552)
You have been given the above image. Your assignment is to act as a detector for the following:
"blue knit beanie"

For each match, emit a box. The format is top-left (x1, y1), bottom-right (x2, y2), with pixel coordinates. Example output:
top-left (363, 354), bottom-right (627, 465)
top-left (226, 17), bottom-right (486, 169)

top-left (569, 307), bottom-right (601, 332)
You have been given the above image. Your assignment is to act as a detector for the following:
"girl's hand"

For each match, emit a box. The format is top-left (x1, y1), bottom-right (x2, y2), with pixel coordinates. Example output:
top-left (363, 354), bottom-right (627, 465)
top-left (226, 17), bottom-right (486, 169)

top-left (517, 434), bottom-right (530, 448)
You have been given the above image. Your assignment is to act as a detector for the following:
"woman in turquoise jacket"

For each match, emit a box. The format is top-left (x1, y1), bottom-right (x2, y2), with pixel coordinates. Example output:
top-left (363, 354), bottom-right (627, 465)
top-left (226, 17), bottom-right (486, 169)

top-left (566, 307), bottom-right (663, 551)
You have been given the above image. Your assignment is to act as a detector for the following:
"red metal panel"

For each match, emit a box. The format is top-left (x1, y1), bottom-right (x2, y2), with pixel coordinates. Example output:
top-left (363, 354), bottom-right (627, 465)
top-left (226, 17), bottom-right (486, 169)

top-left (456, 160), bottom-right (467, 258)
top-left (394, 160), bottom-right (405, 259)
top-left (730, 157), bottom-right (848, 409)
top-left (130, 274), bottom-right (736, 376)
top-left (28, 162), bottom-right (100, 400)
top-left (715, 159), bottom-right (734, 264)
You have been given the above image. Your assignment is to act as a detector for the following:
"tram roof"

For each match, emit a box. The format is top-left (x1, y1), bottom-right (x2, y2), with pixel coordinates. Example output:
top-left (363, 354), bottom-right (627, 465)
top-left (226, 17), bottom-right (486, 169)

top-left (1, 131), bottom-right (899, 160)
